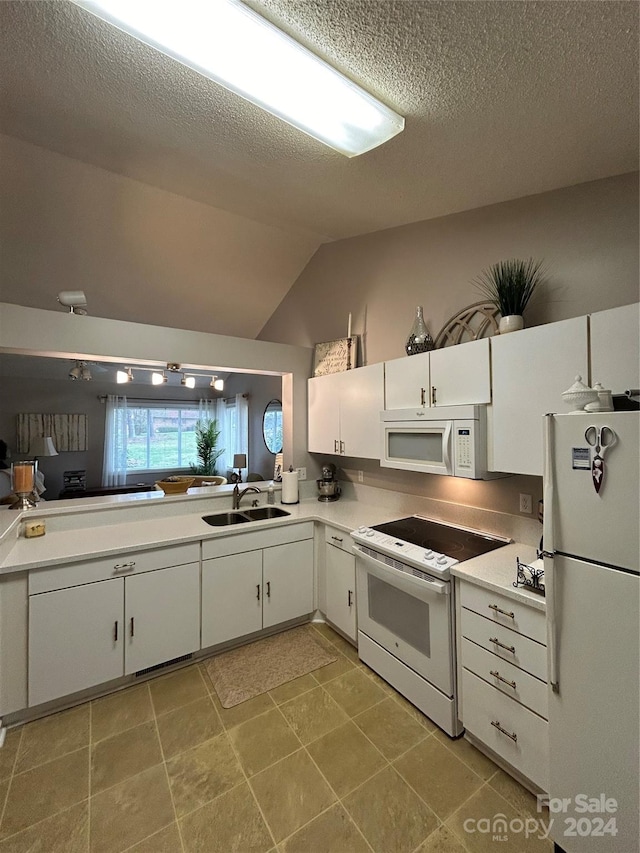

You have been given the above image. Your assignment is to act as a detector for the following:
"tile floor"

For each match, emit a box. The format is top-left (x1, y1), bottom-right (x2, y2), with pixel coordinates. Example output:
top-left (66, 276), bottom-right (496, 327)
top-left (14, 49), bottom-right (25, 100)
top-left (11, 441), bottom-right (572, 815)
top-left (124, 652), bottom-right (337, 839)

top-left (0, 623), bottom-right (552, 852)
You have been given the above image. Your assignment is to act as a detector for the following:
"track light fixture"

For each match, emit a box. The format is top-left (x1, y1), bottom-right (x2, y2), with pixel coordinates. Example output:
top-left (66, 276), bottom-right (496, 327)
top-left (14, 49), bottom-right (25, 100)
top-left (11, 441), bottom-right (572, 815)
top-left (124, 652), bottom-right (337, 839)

top-left (151, 371), bottom-right (167, 385)
top-left (57, 291), bottom-right (88, 314)
top-left (69, 360), bottom-right (92, 380)
top-left (116, 368), bottom-right (133, 384)
top-left (210, 376), bottom-right (224, 391)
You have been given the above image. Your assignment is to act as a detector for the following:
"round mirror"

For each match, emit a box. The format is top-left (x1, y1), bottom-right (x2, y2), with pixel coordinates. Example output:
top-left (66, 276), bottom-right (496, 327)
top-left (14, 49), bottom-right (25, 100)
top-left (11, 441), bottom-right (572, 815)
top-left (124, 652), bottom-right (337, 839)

top-left (262, 399), bottom-right (283, 454)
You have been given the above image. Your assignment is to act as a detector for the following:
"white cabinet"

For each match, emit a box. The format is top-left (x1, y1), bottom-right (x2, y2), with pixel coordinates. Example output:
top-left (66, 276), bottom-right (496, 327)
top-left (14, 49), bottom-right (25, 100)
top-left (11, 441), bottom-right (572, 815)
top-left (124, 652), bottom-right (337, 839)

top-left (590, 303), bottom-right (640, 393)
top-left (308, 363), bottom-right (384, 458)
top-left (490, 316), bottom-right (589, 475)
top-left (324, 537), bottom-right (356, 642)
top-left (29, 579), bottom-right (123, 707)
top-left (124, 563), bottom-right (200, 675)
top-left (28, 545), bottom-right (201, 707)
top-left (384, 339), bottom-right (491, 410)
top-left (201, 525), bottom-right (314, 649)
top-left (458, 580), bottom-right (549, 792)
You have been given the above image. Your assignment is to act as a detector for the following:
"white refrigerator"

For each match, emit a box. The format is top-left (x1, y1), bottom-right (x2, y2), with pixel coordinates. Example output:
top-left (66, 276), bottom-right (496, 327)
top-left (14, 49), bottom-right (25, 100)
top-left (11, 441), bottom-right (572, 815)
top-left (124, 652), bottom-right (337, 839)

top-left (543, 411), bottom-right (639, 853)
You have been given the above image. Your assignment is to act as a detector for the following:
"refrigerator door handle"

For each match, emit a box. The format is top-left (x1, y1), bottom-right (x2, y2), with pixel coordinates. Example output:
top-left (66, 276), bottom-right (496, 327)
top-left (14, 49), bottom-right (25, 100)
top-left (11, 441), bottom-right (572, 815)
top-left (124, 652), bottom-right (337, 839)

top-left (543, 414), bottom-right (559, 692)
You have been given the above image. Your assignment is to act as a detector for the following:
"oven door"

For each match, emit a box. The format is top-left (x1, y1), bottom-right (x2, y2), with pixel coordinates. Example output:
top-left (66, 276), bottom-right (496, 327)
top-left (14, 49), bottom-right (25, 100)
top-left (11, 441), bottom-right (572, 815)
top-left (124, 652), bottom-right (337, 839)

top-left (354, 546), bottom-right (454, 697)
top-left (380, 421), bottom-right (453, 475)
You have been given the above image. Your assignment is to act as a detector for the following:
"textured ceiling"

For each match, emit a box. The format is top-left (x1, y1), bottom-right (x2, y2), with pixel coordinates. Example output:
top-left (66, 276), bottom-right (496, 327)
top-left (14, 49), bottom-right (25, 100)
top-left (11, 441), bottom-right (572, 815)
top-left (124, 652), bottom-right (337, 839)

top-left (0, 1), bottom-right (637, 243)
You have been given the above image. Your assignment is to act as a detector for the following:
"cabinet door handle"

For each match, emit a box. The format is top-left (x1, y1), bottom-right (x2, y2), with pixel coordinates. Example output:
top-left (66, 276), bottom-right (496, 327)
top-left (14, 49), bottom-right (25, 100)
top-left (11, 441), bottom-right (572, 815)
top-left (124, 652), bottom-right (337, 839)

top-left (256, 584), bottom-right (261, 601)
top-left (490, 670), bottom-right (517, 690)
top-left (331, 535), bottom-right (343, 543)
top-left (489, 637), bottom-right (516, 654)
top-left (420, 387), bottom-right (426, 406)
top-left (340, 440), bottom-right (345, 454)
top-left (334, 439), bottom-right (339, 453)
top-left (431, 386), bottom-right (437, 405)
top-left (488, 604), bottom-right (515, 619)
top-left (114, 621), bottom-right (118, 642)
top-left (347, 589), bottom-right (353, 607)
top-left (266, 581), bottom-right (271, 598)
top-left (130, 617), bottom-right (135, 637)
top-left (113, 561), bottom-right (136, 573)
top-left (491, 720), bottom-right (518, 743)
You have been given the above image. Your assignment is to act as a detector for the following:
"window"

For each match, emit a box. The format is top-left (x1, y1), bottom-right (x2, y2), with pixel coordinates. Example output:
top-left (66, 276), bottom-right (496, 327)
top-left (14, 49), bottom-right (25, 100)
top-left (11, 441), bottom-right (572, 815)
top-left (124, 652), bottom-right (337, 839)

top-left (120, 402), bottom-right (201, 473)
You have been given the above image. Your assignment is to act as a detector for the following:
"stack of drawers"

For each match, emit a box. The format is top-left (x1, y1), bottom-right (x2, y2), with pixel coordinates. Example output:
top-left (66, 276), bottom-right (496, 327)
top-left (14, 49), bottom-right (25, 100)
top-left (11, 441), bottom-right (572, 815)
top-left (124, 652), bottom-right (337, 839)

top-left (459, 581), bottom-right (549, 791)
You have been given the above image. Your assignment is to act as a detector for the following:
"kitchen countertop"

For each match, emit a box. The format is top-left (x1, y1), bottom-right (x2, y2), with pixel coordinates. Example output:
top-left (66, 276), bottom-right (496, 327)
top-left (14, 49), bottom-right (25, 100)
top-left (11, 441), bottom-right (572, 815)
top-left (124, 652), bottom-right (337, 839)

top-left (451, 543), bottom-right (546, 611)
top-left (0, 487), bottom-right (544, 610)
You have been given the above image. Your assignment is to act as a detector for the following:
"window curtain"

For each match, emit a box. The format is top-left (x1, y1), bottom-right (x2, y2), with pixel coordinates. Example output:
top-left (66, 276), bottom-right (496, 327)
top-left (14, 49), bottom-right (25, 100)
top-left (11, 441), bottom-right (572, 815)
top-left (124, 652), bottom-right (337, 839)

top-left (232, 393), bottom-right (249, 475)
top-left (102, 395), bottom-right (128, 487)
top-left (209, 395), bottom-right (248, 475)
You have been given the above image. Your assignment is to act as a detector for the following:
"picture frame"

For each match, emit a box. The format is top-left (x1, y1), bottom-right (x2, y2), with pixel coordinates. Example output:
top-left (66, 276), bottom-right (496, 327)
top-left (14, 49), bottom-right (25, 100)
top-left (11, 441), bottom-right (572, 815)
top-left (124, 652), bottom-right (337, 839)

top-left (313, 336), bottom-right (359, 376)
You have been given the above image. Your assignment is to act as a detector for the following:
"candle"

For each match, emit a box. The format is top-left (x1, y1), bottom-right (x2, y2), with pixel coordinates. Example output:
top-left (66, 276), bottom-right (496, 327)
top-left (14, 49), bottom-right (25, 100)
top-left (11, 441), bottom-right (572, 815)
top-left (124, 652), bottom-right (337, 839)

top-left (13, 462), bottom-right (35, 494)
top-left (347, 313), bottom-right (352, 340)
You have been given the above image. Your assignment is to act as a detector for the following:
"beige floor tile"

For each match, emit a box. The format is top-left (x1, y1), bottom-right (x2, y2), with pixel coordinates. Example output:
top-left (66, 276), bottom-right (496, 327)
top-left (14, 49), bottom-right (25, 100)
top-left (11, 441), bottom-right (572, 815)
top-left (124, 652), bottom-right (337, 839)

top-left (156, 696), bottom-right (222, 759)
top-left (250, 749), bottom-right (336, 843)
top-left (434, 730), bottom-right (498, 780)
top-left (91, 720), bottom-right (162, 793)
top-left (394, 737), bottom-right (483, 821)
top-left (310, 655), bottom-right (355, 685)
top-left (322, 669), bottom-right (387, 718)
top-left (311, 622), bottom-right (344, 646)
top-left (488, 768), bottom-right (545, 819)
top-left (447, 785), bottom-right (553, 853)
top-left (228, 709), bottom-right (300, 776)
top-left (210, 688), bottom-right (276, 729)
top-left (14, 705), bottom-right (89, 773)
top-left (268, 673), bottom-right (318, 704)
top-left (166, 733), bottom-right (244, 817)
top-left (0, 801), bottom-right (88, 853)
top-left (180, 782), bottom-right (273, 853)
top-left (91, 683), bottom-right (153, 743)
top-left (149, 666), bottom-right (208, 716)
top-left (343, 765), bottom-right (439, 853)
top-left (279, 687), bottom-right (348, 744)
top-left (0, 731), bottom-right (21, 782)
top-left (354, 696), bottom-right (430, 760)
top-left (391, 692), bottom-right (438, 732)
top-left (0, 748), bottom-right (89, 840)
top-left (280, 803), bottom-right (371, 853)
top-left (90, 764), bottom-right (175, 853)
top-left (126, 822), bottom-right (182, 853)
top-left (307, 720), bottom-right (386, 798)
top-left (0, 782), bottom-right (8, 827)
top-left (415, 823), bottom-right (468, 853)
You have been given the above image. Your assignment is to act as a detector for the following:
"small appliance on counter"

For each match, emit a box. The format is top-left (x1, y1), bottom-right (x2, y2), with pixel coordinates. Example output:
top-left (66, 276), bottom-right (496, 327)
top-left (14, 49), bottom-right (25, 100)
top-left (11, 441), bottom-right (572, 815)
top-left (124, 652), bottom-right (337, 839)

top-left (317, 463), bottom-right (341, 501)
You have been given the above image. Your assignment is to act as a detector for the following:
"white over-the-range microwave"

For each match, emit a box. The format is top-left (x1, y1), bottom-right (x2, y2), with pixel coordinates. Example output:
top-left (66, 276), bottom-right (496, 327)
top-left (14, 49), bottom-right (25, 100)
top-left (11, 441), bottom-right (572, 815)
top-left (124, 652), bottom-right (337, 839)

top-left (380, 404), bottom-right (501, 479)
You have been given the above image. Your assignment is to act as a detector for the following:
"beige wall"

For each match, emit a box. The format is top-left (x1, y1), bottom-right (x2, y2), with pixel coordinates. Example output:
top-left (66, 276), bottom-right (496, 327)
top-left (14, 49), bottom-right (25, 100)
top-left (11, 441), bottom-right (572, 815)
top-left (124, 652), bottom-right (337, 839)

top-left (259, 173), bottom-right (639, 518)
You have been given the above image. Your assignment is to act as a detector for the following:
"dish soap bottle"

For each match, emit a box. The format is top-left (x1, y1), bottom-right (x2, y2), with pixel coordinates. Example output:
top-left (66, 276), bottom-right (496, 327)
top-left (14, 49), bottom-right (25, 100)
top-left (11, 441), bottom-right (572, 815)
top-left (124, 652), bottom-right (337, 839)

top-left (267, 482), bottom-right (275, 505)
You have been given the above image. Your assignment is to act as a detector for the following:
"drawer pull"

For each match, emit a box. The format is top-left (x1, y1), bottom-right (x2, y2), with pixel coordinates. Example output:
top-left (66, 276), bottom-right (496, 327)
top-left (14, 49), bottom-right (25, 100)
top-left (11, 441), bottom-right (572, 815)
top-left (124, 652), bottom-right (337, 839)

top-left (490, 670), bottom-right (517, 690)
top-left (489, 637), bottom-right (516, 654)
top-left (491, 719), bottom-right (518, 743)
top-left (488, 603), bottom-right (515, 619)
top-left (331, 536), bottom-right (344, 544)
top-left (113, 562), bottom-right (136, 573)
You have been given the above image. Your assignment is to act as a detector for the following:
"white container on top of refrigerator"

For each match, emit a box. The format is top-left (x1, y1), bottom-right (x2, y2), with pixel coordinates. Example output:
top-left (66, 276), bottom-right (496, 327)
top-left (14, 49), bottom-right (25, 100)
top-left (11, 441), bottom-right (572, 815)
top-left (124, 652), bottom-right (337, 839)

top-left (543, 411), bottom-right (639, 853)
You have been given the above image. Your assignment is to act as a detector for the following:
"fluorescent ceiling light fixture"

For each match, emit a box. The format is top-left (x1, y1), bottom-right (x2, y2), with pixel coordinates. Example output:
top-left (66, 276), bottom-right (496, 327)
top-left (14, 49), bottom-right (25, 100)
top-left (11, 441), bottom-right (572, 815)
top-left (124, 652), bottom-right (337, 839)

top-left (71, 0), bottom-right (404, 157)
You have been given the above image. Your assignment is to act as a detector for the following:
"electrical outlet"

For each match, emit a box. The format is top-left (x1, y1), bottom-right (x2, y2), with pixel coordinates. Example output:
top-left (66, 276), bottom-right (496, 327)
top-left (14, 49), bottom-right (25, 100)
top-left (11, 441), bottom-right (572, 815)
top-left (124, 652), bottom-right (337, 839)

top-left (295, 467), bottom-right (307, 481)
top-left (519, 493), bottom-right (532, 514)
top-left (357, 470), bottom-right (364, 483)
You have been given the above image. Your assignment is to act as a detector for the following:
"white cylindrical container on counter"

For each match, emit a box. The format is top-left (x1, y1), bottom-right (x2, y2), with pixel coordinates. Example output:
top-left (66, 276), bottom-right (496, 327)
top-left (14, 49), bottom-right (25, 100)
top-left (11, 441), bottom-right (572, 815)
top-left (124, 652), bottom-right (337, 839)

top-left (281, 467), bottom-right (299, 505)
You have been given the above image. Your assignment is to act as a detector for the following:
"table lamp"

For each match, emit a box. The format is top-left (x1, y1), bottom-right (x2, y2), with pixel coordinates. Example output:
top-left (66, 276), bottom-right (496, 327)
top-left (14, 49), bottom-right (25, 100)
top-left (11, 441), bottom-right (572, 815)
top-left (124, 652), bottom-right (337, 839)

top-left (233, 454), bottom-right (247, 484)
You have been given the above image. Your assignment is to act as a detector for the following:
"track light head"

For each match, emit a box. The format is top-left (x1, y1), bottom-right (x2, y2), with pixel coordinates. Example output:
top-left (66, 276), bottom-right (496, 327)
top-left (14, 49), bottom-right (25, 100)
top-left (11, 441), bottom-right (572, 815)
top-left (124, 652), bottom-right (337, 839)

top-left (57, 291), bottom-right (88, 314)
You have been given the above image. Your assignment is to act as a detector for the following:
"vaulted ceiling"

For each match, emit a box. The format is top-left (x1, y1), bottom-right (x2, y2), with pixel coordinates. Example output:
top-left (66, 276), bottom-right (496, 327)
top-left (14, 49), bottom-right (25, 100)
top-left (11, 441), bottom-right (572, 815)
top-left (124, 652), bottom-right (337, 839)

top-left (0, 1), bottom-right (637, 336)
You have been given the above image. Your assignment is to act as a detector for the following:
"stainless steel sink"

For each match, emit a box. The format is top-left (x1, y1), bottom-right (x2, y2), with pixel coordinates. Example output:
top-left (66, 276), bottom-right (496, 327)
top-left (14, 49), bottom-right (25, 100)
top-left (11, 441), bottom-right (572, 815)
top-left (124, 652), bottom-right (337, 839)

top-left (202, 512), bottom-right (253, 527)
top-left (202, 506), bottom-right (290, 526)
top-left (242, 506), bottom-right (291, 520)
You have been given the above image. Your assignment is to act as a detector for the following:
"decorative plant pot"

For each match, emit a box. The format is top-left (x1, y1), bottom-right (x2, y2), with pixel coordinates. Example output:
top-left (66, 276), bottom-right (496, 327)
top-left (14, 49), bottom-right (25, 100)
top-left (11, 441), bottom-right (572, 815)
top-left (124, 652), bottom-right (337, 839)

top-left (498, 314), bottom-right (524, 334)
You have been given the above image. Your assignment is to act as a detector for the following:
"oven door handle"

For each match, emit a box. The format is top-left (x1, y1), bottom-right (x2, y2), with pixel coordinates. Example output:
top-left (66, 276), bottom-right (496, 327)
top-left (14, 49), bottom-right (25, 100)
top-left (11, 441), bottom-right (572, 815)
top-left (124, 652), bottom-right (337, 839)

top-left (353, 545), bottom-right (449, 595)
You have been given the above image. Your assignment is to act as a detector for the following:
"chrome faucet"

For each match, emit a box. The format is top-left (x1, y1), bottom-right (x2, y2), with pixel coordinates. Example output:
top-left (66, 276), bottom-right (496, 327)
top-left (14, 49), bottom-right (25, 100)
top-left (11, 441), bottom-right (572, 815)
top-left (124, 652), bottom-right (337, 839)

top-left (232, 484), bottom-right (261, 510)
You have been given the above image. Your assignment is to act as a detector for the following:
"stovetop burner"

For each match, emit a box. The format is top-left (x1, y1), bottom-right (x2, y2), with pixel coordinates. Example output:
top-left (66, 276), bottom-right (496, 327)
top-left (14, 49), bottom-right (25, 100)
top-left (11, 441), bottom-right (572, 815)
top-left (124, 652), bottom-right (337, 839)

top-left (370, 516), bottom-right (508, 563)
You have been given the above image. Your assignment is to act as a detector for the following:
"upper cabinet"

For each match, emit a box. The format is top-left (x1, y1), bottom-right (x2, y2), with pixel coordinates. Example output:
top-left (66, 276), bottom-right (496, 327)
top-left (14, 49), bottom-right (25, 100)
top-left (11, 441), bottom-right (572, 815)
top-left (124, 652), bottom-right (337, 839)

top-left (490, 316), bottom-right (589, 476)
top-left (384, 339), bottom-right (491, 410)
top-left (590, 304), bottom-right (640, 394)
top-left (308, 363), bottom-right (384, 459)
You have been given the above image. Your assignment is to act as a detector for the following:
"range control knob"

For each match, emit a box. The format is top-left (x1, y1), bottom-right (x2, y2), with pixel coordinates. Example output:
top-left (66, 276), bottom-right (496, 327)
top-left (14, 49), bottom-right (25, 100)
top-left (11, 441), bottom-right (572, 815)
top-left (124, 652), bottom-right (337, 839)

top-left (424, 550), bottom-right (434, 559)
top-left (437, 555), bottom-right (448, 565)
top-left (366, 529), bottom-right (375, 537)
top-left (357, 527), bottom-right (367, 534)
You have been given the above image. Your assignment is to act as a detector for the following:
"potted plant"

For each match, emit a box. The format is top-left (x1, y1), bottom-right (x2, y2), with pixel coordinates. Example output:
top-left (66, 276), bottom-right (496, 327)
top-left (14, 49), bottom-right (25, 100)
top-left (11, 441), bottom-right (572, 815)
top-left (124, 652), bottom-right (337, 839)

top-left (190, 419), bottom-right (224, 476)
top-left (473, 258), bottom-right (545, 333)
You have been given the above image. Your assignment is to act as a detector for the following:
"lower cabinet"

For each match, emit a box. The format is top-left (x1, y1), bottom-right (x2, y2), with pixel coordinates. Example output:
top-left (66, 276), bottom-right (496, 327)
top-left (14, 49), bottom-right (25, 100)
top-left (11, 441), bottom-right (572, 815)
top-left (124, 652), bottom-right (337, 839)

top-left (28, 562), bottom-right (200, 707)
top-left (324, 537), bottom-right (356, 642)
top-left (201, 538), bottom-right (314, 648)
